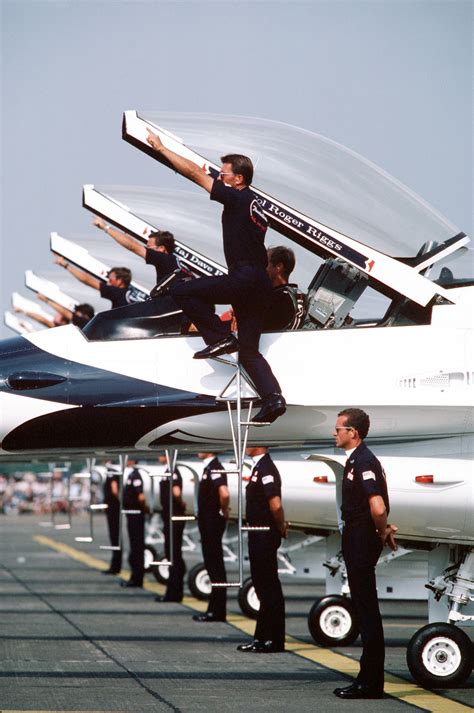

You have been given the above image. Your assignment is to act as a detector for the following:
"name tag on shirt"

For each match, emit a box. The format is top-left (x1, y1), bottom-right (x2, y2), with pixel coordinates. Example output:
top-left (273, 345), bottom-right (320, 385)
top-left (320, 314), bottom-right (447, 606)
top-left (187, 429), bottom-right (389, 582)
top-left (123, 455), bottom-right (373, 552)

top-left (133, 479), bottom-right (141, 486)
top-left (262, 475), bottom-right (274, 485)
top-left (211, 473), bottom-right (221, 480)
top-left (363, 471), bottom-right (376, 481)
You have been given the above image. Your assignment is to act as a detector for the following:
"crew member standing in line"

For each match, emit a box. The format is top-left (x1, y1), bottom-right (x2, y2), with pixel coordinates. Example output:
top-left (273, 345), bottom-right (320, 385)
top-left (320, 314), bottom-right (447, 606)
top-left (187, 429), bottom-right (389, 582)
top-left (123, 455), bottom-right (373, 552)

top-left (237, 446), bottom-right (287, 653)
top-left (121, 459), bottom-right (147, 588)
top-left (146, 129), bottom-right (286, 425)
top-left (333, 408), bottom-right (398, 700)
top-left (192, 452), bottom-right (229, 623)
top-left (155, 454), bottom-right (186, 603)
top-left (93, 218), bottom-right (181, 287)
top-left (55, 255), bottom-right (134, 309)
top-left (102, 464), bottom-right (122, 575)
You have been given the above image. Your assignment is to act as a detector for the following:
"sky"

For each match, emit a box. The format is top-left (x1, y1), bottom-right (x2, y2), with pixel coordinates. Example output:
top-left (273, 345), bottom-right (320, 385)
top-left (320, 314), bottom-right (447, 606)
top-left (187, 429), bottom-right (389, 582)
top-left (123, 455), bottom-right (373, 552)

top-left (1, 0), bottom-right (472, 338)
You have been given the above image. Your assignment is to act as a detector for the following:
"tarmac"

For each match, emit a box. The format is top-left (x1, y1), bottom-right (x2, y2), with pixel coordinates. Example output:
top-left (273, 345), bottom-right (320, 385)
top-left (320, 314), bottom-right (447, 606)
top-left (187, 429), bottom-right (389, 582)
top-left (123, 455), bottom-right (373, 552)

top-left (0, 514), bottom-right (472, 713)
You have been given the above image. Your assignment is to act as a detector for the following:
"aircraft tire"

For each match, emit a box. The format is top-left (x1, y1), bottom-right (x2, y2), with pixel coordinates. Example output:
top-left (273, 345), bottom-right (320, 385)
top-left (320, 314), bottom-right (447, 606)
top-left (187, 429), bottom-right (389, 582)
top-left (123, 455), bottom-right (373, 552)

top-left (188, 563), bottom-right (212, 600)
top-left (238, 577), bottom-right (260, 619)
top-left (307, 595), bottom-right (359, 646)
top-left (406, 623), bottom-right (473, 688)
top-left (146, 548), bottom-right (170, 584)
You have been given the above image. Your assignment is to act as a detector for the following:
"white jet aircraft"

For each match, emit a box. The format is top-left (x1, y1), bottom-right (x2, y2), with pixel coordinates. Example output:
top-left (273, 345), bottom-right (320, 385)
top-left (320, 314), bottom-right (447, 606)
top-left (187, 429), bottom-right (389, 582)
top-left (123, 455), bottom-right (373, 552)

top-left (0, 114), bottom-right (472, 687)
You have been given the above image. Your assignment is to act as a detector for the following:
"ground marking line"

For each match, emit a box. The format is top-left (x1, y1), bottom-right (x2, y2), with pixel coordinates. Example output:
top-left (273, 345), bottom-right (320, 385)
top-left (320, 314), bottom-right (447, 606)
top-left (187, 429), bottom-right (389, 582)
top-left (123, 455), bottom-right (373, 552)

top-left (35, 535), bottom-right (472, 713)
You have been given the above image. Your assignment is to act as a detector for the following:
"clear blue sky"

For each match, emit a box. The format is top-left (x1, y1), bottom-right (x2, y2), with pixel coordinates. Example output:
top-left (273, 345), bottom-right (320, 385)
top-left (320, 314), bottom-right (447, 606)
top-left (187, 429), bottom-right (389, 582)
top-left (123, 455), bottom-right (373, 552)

top-left (1, 0), bottom-right (472, 337)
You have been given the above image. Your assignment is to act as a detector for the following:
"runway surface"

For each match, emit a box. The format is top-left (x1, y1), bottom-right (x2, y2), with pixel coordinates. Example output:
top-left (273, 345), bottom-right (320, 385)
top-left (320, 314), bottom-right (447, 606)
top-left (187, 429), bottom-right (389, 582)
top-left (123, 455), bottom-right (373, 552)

top-left (0, 515), bottom-right (472, 712)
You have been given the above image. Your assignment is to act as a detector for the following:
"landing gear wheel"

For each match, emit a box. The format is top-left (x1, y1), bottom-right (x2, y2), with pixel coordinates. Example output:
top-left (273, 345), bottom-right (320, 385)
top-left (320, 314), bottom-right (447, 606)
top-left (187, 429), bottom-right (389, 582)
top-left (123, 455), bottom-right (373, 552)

top-left (187, 563), bottom-right (211, 600)
top-left (147, 548), bottom-right (169, 584)
top-left (407, 623), bottom-right (473, 688)
top-left (307, 595), bottom-right (359, 646)
top-left (238, 577), bottom-right (260, 619)
top-left (144, 544), bottom-right (157, 573)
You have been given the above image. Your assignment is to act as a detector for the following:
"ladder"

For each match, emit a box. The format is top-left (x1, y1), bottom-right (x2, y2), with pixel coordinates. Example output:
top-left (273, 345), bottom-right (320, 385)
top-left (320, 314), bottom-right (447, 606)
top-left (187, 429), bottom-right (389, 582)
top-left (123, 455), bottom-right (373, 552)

top-left (209, 355), bottom-right (271, 590)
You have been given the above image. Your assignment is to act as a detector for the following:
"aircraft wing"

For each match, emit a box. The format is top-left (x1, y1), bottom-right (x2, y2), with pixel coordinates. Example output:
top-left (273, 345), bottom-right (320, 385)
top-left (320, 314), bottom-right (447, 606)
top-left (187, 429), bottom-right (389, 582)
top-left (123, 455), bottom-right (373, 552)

top-left (122, 110), bottom-right (468, 308)
top-left (50, 232), bottom-right (149, 303)
top-left (83, 184), bottom-right (226, 278)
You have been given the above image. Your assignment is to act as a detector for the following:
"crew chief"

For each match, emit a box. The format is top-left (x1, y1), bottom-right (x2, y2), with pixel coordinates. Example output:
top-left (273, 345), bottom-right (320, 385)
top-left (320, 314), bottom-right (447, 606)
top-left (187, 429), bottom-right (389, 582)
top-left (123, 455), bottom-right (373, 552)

top-left (333, 408), bottom-right (397, 700)
top-left (192, 452), bottom-right (229, 623)
top-left (237, 446), bottom-right (287, 653)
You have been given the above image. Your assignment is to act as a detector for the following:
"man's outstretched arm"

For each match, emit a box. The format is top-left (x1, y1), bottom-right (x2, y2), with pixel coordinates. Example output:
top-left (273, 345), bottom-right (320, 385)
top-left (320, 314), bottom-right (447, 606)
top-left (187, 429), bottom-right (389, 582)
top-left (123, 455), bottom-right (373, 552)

top-left (146, 129), bottom-right (214, 194)
top-left (93, 218), bottom-right (146, 258)
top-left (55, 255), bottom-right (100, 290)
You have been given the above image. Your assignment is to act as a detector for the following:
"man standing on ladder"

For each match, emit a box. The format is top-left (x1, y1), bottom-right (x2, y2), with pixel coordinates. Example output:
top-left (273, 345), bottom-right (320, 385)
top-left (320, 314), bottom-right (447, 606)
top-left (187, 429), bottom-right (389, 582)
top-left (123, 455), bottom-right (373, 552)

top-left (192, 452), bottom-right (229, 623)
top-left (237, 446), bottom-right (287, 653)
top-left (146, 129), bottom-right (286, 425)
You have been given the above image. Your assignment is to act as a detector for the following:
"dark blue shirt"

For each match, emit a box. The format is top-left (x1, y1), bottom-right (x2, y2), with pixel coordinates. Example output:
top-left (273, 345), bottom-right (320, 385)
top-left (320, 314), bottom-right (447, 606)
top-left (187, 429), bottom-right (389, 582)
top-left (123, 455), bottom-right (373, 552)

top-left (99, 283), bottom-right (131, 309)
top-left (123, 468), bottom-right (144, 510)
top-left (341, 443), bottom-right (389, 525)
top-left (145, 248), bottom-right (180, 284)
top-left (246, 453), bottom-right (282, 529)
top-left (160, 467), bottom-right (185, 517)
top-left (198, 457), bottom-right (227, 520)
top-left (210, 179), bottom-right (268, 269)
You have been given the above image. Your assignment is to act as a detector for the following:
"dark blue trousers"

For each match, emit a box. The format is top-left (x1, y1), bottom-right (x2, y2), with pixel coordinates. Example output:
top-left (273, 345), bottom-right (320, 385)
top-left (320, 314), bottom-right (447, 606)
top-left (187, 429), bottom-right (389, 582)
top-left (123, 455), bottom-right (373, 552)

top-left (248, 529), bottom-right (285, 647)
top-left (342, 518), bottom-right (385, 692)
top-left (199, 515), bottom-right (227, 619)
top-left (126, 512), bottom-right (145, 586)
top-left (106, 502), bottom-right (122, 573)
top-left (171, 265), bottom-right (281, 398)
top-left (163, 518), bottom-right (185, 601)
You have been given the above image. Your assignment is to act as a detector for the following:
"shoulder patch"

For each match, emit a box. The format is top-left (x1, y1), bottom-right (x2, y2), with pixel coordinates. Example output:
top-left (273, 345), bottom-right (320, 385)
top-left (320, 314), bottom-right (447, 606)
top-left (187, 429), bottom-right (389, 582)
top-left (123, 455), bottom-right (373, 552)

top-left (362, 471), bottom-right (376, 481)
top-left (262, 475), bottom-right (274, 485)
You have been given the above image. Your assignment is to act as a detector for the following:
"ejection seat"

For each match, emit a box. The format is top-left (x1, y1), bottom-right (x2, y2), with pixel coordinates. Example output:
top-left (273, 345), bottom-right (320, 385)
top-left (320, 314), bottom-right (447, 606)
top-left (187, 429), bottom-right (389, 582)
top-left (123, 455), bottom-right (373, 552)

top-left (303, 258), bottom-right (369, 330)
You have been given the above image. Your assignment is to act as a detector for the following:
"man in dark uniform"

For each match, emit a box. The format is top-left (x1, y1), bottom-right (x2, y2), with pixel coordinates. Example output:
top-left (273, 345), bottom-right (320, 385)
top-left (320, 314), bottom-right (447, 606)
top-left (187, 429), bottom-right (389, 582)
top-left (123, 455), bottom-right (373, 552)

top-left (155, 454), bottom-right (186, 603)
top-left (237, 447), bottom-right (287, 653)
top-left (121, 459), bottom-right (147, 588)
top-left (221, 246), bottom-right (306, 332)
top-left (333, 408), bottom-right (398, 700)
top-left (102, 464), bottom-right (122, 575)
top-left (192, 452), bottom-right (230, 623)
top-left (55, 254), bottom-right (134, 309)
top-left (146, 129), bottom-right (286, 425)
top-left (93, 218), bottom-right (182, 287)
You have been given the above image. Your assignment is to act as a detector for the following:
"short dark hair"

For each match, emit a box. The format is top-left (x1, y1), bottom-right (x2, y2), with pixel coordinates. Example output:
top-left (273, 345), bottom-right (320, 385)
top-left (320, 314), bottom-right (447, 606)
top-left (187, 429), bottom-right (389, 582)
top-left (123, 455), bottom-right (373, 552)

top-left (149, 230), bottom-right (175, 254)
top-left (76, 303), bottom-right (95, 320)
top-left (268, 246), bottom-right (296, 279)
top-left (110, 267), bottom-right (132, 287)
top-left (221, 154), bottom-right (254, 185)
top-left (338, 408), bottom-right (370, 440)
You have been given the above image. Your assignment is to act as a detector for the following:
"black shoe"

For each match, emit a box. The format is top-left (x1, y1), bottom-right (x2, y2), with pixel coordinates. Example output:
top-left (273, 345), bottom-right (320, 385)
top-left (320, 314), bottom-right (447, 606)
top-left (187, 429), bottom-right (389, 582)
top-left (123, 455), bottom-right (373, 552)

top-left (237, 640), bottom-right (262, 652)
top-left (192, 612), bottom-right (226, 623)
top-left (102, 568), bottom-right (120, 575)
top-left (155, 595), bottom-right (183, 603)
top-left (237, 640), bottom-right (284, 653)
top-left (120, 580), bottom-right (142, 588)
top-left (252, 393), bottom-right (287, 424)
top-left (333, 682), bottom-right (383, 699)
top-left (193, 336), bottom-right (238, 360)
